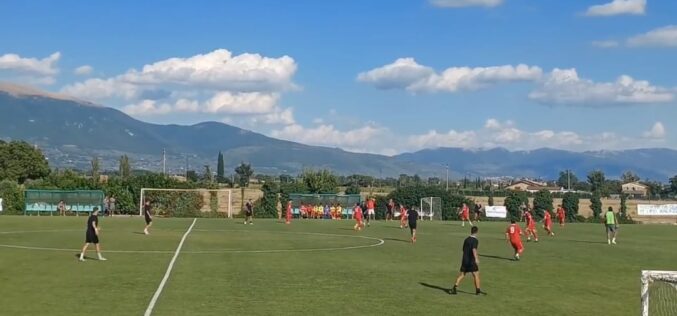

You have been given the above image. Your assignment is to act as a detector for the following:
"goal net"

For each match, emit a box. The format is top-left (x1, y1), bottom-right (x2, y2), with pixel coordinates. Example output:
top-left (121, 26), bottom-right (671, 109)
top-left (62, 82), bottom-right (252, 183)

top-left (420, 197), bottom-right (442, 220)
top-left (139, 188), bottom-right (232, 218)
top-left (641, 270), bottom-right (677, 316)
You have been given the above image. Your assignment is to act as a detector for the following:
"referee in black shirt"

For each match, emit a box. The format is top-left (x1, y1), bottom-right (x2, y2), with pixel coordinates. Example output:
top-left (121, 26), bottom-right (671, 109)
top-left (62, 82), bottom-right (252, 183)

top-left (450, 226), bottom-right (485, 295)
top-left (408, 206), bottom-right (418, 243)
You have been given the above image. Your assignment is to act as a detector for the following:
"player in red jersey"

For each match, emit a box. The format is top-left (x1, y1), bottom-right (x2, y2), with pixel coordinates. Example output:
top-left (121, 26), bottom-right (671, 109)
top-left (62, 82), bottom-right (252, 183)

top-left (524, 209), bottom-right (539, 242)
top-left (353, 203), bottom-right (364, 231)
top-left (543, 209), bottom-right (555, 237)
top-left (505, 219), bottom-right (524, 260)
top-left (556, 205), bottom-right (566, 227)
top-left (399, 204), bottom-right (408, 229)
top-left (285, 200), bottom-right (293, 224)
top-left (460, 203), bottom-right (473, 227)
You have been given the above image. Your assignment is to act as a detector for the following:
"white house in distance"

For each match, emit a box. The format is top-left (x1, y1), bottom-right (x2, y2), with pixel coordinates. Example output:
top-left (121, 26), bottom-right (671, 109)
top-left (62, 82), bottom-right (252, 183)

top-left (621, 181), bottom-right (649, 198)
top-left (505, 179), bottom-right (562, 193)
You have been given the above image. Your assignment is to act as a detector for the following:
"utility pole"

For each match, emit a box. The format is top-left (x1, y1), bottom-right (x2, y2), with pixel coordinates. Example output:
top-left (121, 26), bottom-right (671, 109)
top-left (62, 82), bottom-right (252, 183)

top-left (446, 164), bottom-right (449, 191)
top-left (185, 154), bottom-right (188, 178)
top-left (162, 148), bottom-right (166, 175)
top-left (567, 169), bottom-right (571, 191)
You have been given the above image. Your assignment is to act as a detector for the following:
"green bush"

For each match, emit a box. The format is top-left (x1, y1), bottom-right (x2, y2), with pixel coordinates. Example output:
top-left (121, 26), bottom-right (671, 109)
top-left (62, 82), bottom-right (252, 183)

top-left (504, 191), bottom-right (528, 221)
top-left (562, 192), bottom-right (579, 222)
top-left (254, 182), bottom-right (279, 218)
top-left (0, 180), bottom-right (24, 215)
top-left (590, 192), bottom-right (602, 219)
top-left (532, 189), bottom-right (553, 220)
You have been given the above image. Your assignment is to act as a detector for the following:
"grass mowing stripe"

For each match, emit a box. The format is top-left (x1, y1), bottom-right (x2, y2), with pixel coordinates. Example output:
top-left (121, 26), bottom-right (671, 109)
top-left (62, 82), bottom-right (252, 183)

top-left (143, 218), bottom-right (197, 316)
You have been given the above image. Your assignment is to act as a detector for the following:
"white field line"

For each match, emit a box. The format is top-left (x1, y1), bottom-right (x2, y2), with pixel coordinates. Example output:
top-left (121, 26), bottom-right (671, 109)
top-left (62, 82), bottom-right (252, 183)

top-left (144, 218), bottom-right (197, 316)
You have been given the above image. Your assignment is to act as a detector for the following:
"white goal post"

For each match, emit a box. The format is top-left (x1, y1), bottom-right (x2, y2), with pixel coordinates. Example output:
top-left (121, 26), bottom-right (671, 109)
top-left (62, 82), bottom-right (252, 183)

top-left (641, 270), bottom-right (677, 316)
top-left (139, 188), bottom-right (233, 218)
top-left (420, 197), bottom-right (441, 220)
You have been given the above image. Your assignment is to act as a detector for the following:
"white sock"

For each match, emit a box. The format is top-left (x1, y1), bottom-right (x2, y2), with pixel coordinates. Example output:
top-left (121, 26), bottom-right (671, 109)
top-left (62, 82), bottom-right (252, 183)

top-left (79, 253), bottom-right (84, 259)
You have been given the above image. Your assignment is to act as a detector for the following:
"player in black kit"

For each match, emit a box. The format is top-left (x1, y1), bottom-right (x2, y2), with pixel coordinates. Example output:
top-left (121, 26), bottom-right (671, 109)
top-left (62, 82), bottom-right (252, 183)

top-left (450, 226), bottom-right (485, 295)
top-left (79, 207), bottom-right (106, 262)
top-left (408, 207), bottom-right (418, 243)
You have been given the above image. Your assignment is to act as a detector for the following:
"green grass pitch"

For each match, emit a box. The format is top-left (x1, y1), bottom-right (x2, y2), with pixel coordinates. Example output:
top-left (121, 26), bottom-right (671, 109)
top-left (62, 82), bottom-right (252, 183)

top-left (0, 216), bottom-right (675, 316)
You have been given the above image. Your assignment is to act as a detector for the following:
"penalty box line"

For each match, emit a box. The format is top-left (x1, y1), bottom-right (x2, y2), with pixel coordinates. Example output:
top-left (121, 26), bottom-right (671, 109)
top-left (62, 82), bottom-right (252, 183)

top-left (144, 218), bottom-right (197, 316)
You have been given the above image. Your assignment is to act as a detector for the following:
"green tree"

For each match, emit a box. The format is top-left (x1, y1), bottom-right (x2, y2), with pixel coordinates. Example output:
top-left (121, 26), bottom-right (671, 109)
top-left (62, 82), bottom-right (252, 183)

top-left (202, 165), bottom-right (213, 183)
top-left (119, 155), bottom-right (131, 179)
top-left (235, 162), bottom-right (254, 211)
top-left (532, 189), bottom-right (553, 220)
top-left (644, 181), bottom-right (665, 199)
top-left (0, 179), bottom-right (25, 214)
top-left (487, 191), bottom-right (494, 206)
top-left (186, 170), bottom-right (198, 182)
top-left (561, 192), bottom-right (579, 222)
top-left (670, 175), bottom-right (677, 196)
top-left (254, 182), bottom-right (279, 218)
top-left (504, 191), bottom-right (528, 221)
top-left (620, 193), bottom-right (628, 218)
top-left (590, 191), bottom-right (602, 219)
top-left (587, 170), bottom-right (606, 195)
top-left (345, 183), bottom-right (361, 195)
top-left (216, 151), bottom-right (225, 183)
top-left (0, 141), bottom-right (50, 184)
top-left (302, 169), bottom-right (338, 194)
top-left (91, 157), bottom-right (100, 185)
top-left (556, 170), bottom-right (578, 189)
top-left (621, 171), bottom-right (640, 184)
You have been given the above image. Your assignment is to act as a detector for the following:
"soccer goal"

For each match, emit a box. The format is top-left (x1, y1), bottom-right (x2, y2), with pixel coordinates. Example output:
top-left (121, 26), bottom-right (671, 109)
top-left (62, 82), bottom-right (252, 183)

top-left (641, 270), bottom-right (677, 316)
top-left (420, 197), bottom-right (442, 220)
top-left (139, 188), bottom-right (233, 218)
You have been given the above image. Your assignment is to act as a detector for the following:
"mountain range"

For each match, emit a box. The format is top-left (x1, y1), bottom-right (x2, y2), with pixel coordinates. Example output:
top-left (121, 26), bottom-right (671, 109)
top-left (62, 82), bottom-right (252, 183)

top-left (0, 83), bottom-right (675, 181)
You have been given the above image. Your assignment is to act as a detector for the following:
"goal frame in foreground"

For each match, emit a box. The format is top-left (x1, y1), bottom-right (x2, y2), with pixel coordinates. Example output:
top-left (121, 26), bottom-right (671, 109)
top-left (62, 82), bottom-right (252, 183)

top-left (139, 188), bottom-right (233, 218)
top-left (420, 197), bottom-right (442, 220)
top-left (641, 270), bottom-right (677, 316)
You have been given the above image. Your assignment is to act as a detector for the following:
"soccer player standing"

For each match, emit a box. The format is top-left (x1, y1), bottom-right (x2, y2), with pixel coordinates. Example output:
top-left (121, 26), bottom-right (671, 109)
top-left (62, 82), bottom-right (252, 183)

top-left (244, 199), bottom-right (254, 225)
top-left (399, 204), bottom-right (408, 229)
top-left (556, 205), bottom-right (566, 227)
top-left (79, 207), bottom-right (106, 262)
top-left (506, 219), bottom-right (524, 260)
top-left (543, 209), bottom-right (554, 237)
top-left (353, 203), bottom-right (364, 231)
top-left (143, 200), bottom-right (153, 235)
top-left (604, 207), bottom-right (619, 245)
top-left (408, 207), bottom-right (419, 243)
top-left (366, 198), bottom-right (376, 226)
top-left (450, 226), bottom-right (484, 295)
top-left (285, 200), bottom-right (293, 224)
top-left (386, 199), bottom-right (394, 221)
top-left (460, 203), bottom-right (473, 227)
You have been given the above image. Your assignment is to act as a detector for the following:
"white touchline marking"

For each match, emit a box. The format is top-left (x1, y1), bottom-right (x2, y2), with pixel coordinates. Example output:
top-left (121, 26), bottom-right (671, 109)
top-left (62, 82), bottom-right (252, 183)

top-left (144, 218), bottom-right (197, 316)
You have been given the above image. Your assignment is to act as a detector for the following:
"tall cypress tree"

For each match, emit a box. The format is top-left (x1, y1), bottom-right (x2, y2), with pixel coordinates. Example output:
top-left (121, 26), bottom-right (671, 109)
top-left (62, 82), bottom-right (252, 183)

top-left (217, 151), bottom-right (225, 183)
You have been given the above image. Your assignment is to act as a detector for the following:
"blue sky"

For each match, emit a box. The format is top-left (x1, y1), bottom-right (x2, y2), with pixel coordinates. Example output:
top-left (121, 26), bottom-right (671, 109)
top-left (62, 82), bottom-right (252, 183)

top-left (1, 0), bottom-right (676, 155)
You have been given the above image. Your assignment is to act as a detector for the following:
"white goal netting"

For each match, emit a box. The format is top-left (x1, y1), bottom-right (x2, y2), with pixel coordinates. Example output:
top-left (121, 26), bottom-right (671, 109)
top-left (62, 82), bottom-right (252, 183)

top-left (139, 188), bottom-right (232, 218)
top-left (420, 197), bottom-right (442, 220)
top-left (641, 270), bottom-right (677, 316)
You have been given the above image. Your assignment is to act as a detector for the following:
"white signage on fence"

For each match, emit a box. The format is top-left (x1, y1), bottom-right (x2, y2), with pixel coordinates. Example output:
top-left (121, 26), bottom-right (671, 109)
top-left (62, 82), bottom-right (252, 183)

top-left (637, 204), bottom-right (677, 216)
top-left (0, 198), bottom-right (3, 212)
top-left (485, 206), bottom-right (507, 218)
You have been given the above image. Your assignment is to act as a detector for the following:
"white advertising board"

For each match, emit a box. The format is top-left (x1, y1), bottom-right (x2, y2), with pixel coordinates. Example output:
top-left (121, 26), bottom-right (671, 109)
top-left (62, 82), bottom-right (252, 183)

top-left (637, 204), bottom-right (677, 216)
top-left (485, 206), bottom-right (507, 218)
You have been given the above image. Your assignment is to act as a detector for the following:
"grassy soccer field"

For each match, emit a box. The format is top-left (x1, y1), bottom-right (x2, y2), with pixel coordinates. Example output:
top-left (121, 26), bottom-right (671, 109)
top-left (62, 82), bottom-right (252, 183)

top-left (0, 216), bottom-right (674, 316)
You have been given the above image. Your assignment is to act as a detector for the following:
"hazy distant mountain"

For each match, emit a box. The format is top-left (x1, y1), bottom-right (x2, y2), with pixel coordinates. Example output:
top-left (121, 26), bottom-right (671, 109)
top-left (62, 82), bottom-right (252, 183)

top-left (0, 84), bottom-right (430, 176)
top-left (1, 83), bottom-right (675, 180)
top-left (394, 147), bottom-right (677, 181)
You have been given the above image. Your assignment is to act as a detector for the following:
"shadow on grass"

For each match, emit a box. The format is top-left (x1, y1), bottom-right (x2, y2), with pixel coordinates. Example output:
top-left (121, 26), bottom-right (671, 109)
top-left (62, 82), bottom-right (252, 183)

top-left (480, 254), bottom-right (515, 261)
top-left (561, 239), bottom-right (607, 245)
top-left (419, 282), bottom-right (472, 295)
top-left (132, 232), bottom-right (146, 235)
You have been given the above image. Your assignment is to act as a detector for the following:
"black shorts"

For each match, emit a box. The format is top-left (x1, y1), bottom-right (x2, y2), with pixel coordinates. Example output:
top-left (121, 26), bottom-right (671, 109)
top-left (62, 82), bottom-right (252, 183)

top-left (408, 222), bottom-right (417, 230)
top-left (245, 211), bottom-right (252, 217)
top-left (386, 209), bottom-right (393, 215)
top-left (86, 231), bottom-right (99, 244)
top-left (460, 261), bottom-right (478, 273)
top-left (145, 216), bottom-right (152, 225)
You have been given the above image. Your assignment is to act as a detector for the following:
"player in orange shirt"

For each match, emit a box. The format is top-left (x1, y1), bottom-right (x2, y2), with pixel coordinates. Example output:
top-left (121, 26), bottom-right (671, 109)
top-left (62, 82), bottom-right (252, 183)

top-left (460, 203), bottom-right (473, 227)
top-left (353, 203), bottom-right (364, 231)
top-left (524, 209), bottom-right (539, 242)
top-left (556, 205), bottom-right (566, 227)
top-left (505, 219), bottom-right (524, 260)
top-left (285, 200), bottom-right (293, 224)
top-left (366, 198), bottom-right (376, 227)
top-left (399, 204), bottom-right (408, 229)
top-left (543, 209), bottom-right (555, 237)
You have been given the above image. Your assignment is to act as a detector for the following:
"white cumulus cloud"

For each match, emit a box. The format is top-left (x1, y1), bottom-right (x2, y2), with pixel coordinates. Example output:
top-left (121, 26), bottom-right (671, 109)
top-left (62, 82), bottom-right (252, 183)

top-left (0, 52), bottom-right (60, 84)
top-left (627, 25), bottom-right (677, 47)
top-left (643, 122), bottom-right (666, 139)
top-left (271, 123), bottom-right (389, 154)
top-left (358, 58), bottom-right (542, 93)
top-left (529, 68), bottom-right (674, 105)
top-left (592, 40), bottom-right (620, 48)
top-left (429, 0), bottom-right (503, 8)
top-left (74, 65), bottom-right (93, 76)
top-left (585, 0), bottom-right (646, 16)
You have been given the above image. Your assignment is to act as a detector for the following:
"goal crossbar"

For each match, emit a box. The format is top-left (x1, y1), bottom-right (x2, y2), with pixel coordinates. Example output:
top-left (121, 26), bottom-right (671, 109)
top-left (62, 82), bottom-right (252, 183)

top-left (641, 270), bottom-right (677, 316)
top-left (139, 188), bottom-right (233, 218)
